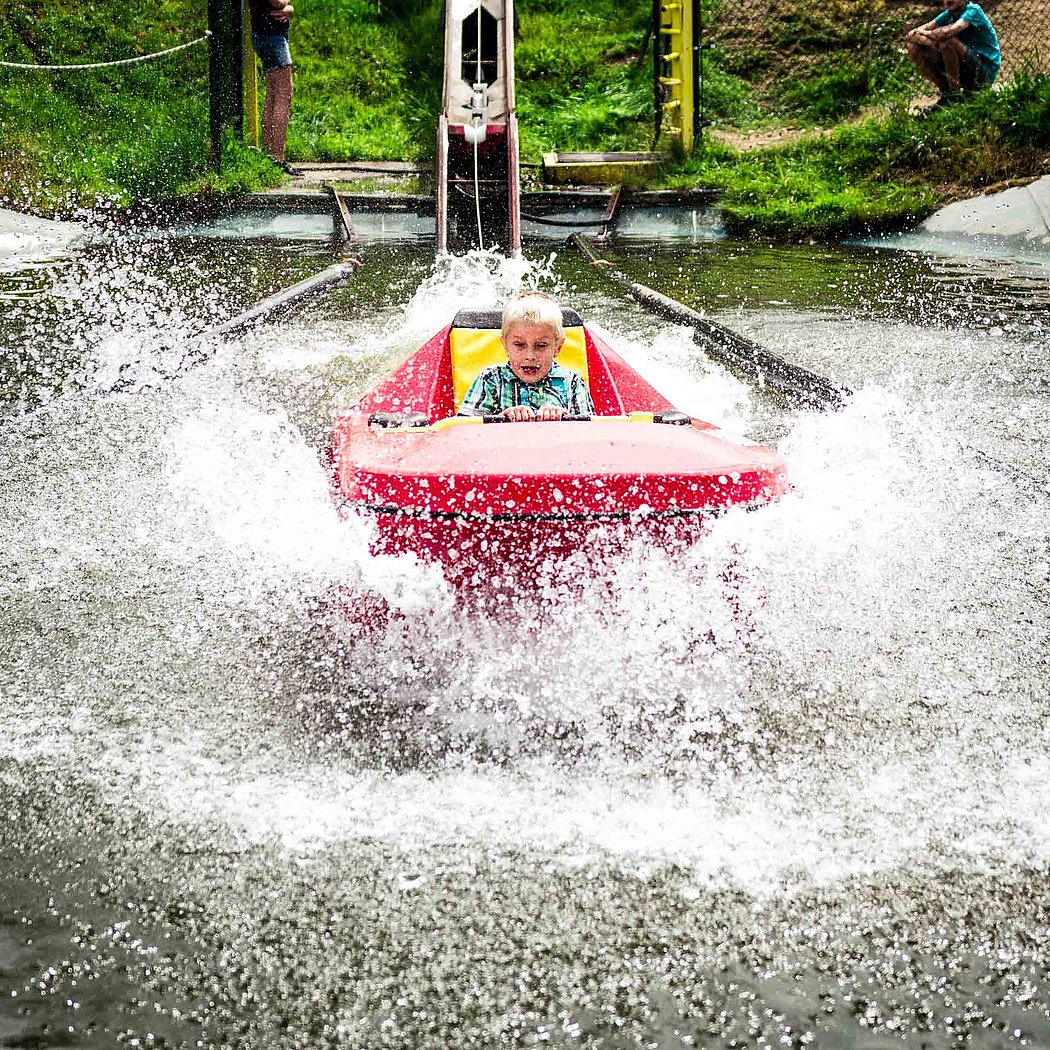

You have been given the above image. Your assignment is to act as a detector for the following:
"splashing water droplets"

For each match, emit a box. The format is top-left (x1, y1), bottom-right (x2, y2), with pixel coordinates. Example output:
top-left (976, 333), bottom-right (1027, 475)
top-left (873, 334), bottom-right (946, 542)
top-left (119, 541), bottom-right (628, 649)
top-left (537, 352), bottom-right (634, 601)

top-left (2, 233), bottom-right (1049, 1048)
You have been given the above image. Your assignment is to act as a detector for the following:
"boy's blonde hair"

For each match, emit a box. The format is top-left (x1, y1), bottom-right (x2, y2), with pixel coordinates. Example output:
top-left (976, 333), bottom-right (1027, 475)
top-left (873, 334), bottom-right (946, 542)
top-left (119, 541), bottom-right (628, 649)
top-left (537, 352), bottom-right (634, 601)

top-left (501, 291), bottom-right (565, 343)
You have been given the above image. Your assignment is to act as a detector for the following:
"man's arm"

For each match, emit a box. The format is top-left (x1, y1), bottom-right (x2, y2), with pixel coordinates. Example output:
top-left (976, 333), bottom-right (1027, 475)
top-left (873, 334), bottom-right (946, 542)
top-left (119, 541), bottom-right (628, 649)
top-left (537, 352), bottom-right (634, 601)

top-left (928, 16), bottom-right (971, 41)
top-left (906, 16), bottom-right (940, 42)
top-left (906, 10), bottom-right (974, 45)
top-left (911, 11), bottom-right (974, 45)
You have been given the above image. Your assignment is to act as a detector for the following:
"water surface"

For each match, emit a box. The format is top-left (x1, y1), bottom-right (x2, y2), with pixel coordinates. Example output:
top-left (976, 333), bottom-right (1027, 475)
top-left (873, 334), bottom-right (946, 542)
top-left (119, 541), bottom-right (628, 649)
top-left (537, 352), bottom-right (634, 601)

top-left (1, 228), bottom-right (1048, 1049)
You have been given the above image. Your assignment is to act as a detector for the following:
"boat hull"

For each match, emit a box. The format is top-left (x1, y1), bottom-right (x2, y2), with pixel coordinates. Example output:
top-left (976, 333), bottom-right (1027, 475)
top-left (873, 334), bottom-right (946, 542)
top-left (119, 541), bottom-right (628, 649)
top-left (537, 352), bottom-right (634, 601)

top-left (355, 503), bottom-right (718, 582)
top-left (328, 310), bottom-right (788, 580)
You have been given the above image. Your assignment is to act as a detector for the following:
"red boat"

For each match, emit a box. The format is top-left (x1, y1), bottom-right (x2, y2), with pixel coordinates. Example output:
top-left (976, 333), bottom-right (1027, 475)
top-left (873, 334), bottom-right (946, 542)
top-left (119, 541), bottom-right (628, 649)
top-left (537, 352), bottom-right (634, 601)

top-left (327, 307), bottom-right (788, 579)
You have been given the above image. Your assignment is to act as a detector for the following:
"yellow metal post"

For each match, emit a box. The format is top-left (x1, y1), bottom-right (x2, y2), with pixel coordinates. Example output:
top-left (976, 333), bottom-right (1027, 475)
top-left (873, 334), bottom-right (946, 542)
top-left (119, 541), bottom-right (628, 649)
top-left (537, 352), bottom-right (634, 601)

top-left (658, 0), bottom-right (694, 152)
top-left (243, 7), bottom-right (260, 148)
top-left (680, 0), bottom-right (694, 152)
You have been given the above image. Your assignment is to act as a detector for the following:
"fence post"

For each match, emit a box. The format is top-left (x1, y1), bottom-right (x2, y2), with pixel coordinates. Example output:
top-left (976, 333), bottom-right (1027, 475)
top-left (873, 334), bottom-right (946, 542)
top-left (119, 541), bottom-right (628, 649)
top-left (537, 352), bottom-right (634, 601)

top-left (208, 0), bottom-right (245, 170)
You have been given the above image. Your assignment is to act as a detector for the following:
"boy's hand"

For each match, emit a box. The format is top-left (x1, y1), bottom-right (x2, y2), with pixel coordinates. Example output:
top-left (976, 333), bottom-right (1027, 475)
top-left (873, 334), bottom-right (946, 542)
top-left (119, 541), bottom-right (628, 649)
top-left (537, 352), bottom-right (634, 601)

top-left (500, 406), bottom-right (567, 421)
top-left (502, 405), bottom-right (536, 421)
top-left (535, 405), bottom-right (566, 421)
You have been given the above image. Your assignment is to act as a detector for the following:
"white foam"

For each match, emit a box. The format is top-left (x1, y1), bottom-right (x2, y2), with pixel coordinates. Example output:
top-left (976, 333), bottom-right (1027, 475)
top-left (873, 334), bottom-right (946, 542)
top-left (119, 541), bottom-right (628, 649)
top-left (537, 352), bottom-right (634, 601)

top-left (0, 207), bottom-right (86, 271)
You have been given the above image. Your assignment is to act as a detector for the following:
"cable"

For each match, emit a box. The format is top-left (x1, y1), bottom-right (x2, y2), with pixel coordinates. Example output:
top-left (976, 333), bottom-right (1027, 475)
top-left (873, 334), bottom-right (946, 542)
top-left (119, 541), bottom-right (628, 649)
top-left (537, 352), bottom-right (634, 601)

top-left (0, 31), bottom-right (212, 70)
top-left (473, 138), bottom-right (485, 250)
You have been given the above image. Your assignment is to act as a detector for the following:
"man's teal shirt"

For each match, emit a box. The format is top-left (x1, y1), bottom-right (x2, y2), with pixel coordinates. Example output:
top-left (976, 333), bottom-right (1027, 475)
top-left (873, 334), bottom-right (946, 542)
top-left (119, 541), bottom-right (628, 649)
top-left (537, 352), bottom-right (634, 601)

top-left (935, 3), bottom-right (1001, 79)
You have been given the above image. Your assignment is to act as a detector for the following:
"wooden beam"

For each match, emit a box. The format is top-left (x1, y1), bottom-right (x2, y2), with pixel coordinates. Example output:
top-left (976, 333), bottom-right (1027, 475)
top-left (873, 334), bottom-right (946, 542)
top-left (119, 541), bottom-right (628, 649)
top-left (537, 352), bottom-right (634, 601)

top-left (327, 186), bottom-right (357, 243)
top-left (596, 184), bottom-right (623, 241)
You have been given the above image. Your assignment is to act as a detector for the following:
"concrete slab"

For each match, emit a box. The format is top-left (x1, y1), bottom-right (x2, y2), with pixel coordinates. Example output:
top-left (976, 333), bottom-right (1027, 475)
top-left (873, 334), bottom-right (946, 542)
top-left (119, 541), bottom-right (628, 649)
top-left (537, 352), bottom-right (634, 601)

top-left (860, 175), bottom-right (1050, 266)
top-left (542, 151), bottom-right (662, 186)
top-left (265, 160), bottom-right (429, 195)
top-left (920, 175), bottom-right (1050, 244)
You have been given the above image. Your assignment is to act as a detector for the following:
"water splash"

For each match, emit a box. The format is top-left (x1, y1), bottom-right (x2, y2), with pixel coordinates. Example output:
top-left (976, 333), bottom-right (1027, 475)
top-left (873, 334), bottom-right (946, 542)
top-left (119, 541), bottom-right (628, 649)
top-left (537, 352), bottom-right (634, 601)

top-left (2, 241), bottom-right (1048, 898)
top-left (404, 248), bottom-right (561, 334)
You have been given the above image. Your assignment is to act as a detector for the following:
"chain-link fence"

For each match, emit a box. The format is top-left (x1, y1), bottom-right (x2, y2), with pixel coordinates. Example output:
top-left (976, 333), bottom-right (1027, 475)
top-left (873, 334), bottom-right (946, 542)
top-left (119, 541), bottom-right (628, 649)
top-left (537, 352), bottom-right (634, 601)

top-left (693, 0), bottom-right (1048, 125)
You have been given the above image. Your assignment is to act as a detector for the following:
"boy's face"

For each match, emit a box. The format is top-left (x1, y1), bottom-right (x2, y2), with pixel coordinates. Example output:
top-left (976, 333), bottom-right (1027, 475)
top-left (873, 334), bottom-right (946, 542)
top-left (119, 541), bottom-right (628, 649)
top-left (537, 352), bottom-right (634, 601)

top-left (501, 323), bottom-right (564, 384)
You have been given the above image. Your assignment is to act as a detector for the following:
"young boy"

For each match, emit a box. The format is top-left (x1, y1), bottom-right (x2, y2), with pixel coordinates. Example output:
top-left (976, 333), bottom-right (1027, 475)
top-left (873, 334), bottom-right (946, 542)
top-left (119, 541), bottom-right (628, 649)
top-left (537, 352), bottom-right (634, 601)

top-left (458, 292), bottom-right (595, 421)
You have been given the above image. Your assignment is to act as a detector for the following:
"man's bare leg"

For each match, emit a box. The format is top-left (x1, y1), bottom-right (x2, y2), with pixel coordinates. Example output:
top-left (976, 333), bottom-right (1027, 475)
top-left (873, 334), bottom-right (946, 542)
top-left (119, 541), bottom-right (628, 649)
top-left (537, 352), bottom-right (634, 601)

top-left (261, 66), bottom-right (294, 163)
top-left (907, 35), bottom-right (950, 94)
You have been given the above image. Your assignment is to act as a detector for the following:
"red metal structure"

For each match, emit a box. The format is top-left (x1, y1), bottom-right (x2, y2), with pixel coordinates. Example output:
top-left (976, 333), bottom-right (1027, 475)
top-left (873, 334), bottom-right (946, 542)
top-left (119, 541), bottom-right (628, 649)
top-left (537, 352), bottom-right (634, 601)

top-left (436, 0), bottom-right (521, 255)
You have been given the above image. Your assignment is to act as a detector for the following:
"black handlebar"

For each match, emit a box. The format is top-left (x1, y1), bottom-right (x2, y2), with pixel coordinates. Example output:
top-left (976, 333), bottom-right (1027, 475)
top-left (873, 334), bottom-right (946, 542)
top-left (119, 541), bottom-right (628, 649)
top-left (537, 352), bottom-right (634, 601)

top-left (481, 414), bottom-right (594, 423)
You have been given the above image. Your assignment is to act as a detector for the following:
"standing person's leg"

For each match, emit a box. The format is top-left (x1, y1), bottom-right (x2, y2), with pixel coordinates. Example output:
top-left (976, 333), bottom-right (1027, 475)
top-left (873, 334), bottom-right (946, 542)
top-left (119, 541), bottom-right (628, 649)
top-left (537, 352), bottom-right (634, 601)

top-left (260, 67), bottom-right (278, 157)
top-left (263, 65), bottom-right (294, 163)
top-left (252, 33), bottom-right (294, 164)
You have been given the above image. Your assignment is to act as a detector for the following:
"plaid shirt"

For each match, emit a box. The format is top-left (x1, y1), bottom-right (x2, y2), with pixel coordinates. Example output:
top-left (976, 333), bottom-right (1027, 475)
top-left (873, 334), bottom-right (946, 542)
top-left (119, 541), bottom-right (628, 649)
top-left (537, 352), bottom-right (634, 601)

top-left (459, 362), bottom-right (594, 417)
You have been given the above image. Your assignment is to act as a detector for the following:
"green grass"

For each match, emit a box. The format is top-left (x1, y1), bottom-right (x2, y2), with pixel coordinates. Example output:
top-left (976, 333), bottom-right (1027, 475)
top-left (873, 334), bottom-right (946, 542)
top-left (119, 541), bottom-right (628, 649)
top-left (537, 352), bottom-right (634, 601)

top-left (667, 70), bottom-right (1050, 239)
top-left (515, 0), bottom-right (653, 156)
top-left (280, 0), bottom-right (443, 162)
top-left (1, 0), bottom-right (1047, 242)
top-left (0, 0), bottom-right (285, 211)
top-left (710, 0), bottom-right (929, 126)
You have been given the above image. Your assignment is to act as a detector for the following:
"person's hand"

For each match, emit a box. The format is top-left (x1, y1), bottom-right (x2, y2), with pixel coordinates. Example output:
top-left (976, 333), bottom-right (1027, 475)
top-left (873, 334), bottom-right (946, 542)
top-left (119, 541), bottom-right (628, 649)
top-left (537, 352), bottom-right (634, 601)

top-left (502, 405), bottom-right (536, 422)
top-left (535, 405), bottom-right (566, 421)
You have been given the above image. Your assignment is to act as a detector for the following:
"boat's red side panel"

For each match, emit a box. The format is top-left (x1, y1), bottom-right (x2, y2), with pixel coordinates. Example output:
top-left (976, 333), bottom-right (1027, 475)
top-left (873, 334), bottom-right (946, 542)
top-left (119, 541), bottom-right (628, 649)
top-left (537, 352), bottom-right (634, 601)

top-left (585, 329), bottom-right (671, 417)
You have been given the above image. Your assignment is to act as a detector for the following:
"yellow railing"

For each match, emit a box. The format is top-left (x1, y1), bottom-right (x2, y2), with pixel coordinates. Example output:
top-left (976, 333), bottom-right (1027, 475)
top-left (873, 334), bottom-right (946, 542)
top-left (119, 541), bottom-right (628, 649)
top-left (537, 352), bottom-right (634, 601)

top-left (658, 0), bottom-right (694, 152)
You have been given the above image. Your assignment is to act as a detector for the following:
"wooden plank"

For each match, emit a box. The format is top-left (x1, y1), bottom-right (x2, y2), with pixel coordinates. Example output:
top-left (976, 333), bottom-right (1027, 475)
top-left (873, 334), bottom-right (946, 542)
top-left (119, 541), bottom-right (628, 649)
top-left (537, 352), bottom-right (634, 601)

top-left (597, 184), bottom-right (623, 241)
top-left (327, 186), bottom-right (357, 243)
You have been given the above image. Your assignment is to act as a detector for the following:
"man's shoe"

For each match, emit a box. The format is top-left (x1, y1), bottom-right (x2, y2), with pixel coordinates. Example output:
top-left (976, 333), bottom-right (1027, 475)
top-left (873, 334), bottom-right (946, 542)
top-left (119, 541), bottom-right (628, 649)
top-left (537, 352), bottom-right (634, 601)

top-left (933, 90), bottom-right (964, 110)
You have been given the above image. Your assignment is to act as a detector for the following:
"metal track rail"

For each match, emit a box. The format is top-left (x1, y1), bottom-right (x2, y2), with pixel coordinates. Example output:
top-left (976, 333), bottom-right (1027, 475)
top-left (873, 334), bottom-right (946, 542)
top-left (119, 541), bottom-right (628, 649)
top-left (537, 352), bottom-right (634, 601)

top-left (569, 233), bottom-right (850, 410)
top-left (436, 0), bottom-right (520, 254)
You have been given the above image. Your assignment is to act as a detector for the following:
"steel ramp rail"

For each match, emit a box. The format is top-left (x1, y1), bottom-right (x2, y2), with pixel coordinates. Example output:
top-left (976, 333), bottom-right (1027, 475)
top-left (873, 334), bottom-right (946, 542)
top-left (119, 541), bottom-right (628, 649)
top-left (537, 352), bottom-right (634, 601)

top-left (437, 0), bottom-right (521, 256)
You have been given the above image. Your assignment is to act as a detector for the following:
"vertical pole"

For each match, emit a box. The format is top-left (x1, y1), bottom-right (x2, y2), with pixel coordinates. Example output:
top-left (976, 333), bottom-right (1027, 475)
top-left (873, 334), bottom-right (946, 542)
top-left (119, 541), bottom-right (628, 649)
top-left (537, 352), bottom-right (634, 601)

top-left (244, 18), bottom-right (260, 148)
top-left (680, 0), bottom-right (694, 152)
top-left (208, 0), bottom-right (245, 170)
top-left (436, 115), bottom-right (449, 255)
top-left (504, 0), bottom-right (521, 257)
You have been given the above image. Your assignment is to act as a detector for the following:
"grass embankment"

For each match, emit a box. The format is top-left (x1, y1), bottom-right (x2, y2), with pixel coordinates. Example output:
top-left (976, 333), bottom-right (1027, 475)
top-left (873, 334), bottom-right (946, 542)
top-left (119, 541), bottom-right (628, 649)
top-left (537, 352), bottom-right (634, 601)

top-left (0, 0), bottom-right (447, 210)
top-left (674, 72), bottom-right (1050, 240)
top-left (1, 0), bottom-right (1048, 240)
top-left (0, 0), bottom-right (652, 211)
top-left (0, 0), bottom-right (284, 209)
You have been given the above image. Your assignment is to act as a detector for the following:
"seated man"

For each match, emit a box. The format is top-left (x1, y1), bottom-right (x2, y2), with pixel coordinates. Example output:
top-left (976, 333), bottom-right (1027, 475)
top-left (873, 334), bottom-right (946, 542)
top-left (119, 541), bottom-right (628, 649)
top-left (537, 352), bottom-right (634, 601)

top-left (905, 0), bottom-right (1001, 108)
top-left (458, 291), bottom-right (595, 421)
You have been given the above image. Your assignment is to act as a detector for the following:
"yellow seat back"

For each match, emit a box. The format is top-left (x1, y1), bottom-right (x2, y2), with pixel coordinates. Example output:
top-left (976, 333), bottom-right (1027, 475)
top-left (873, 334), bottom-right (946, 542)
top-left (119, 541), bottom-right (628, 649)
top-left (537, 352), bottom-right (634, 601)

top-left (450, 309), bottom-right (588, 410)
